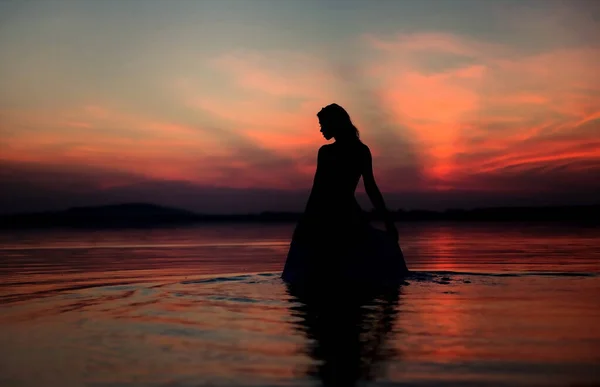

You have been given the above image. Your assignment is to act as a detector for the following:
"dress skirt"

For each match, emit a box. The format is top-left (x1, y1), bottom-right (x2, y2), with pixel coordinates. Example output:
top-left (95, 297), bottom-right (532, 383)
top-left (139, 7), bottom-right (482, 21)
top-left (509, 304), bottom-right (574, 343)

top-left (282, 218), bottom-right (409, 286)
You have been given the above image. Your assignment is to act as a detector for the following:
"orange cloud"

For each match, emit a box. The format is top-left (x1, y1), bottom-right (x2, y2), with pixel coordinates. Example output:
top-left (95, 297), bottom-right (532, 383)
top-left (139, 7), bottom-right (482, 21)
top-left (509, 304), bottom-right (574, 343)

top-left (365, 32), bottom-right (600, 191)
top-left (210, 49), bottom-right (336, 99)
top-left (2, 31), bottom-right (598, 200)
top-left (0, 105), bottom-right (231, 184)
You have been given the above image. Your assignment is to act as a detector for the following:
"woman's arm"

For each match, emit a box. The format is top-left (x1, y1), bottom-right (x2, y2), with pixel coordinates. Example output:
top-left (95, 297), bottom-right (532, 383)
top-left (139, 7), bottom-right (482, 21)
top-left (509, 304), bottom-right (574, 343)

top-left (361, 145), bottom-right (398, 240)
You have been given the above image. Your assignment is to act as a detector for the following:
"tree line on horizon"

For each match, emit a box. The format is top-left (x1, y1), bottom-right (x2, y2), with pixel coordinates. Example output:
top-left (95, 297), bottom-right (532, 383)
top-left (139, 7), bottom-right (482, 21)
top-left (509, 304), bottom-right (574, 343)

top-left (0, 202), bottom-right (598, 229)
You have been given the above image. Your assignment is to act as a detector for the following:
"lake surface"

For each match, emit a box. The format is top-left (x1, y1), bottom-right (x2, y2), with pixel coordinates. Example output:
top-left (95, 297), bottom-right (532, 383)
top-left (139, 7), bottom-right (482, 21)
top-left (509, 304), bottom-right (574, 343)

top-left (0, 222), bottom-right (599, 387)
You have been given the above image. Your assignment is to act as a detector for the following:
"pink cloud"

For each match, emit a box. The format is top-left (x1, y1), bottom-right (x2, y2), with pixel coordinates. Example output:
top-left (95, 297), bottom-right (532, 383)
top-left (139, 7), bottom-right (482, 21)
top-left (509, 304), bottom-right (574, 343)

top-left (365, 32), bottom-right (600, 191)
top-left (0, 105), bottom-right (231, 184)
top-left (3, 31), bottom-right (598, 199)
top-left (210, 49), bottom-right (337, 100)
top-left (364, 32), bottom-right (503, 58)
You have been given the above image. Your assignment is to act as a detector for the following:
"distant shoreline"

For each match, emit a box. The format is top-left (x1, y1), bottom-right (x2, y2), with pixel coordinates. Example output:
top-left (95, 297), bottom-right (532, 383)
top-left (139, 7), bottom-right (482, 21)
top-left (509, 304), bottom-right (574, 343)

top-left (0, 203), bottom-right (598, 229)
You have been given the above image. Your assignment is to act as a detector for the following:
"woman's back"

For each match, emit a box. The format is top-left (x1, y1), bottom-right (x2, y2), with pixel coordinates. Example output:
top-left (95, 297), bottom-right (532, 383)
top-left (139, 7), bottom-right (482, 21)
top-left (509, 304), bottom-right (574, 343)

top-left (311, 140), bottom-right (367, 203)
top-left (298, 139), bottom-right (369, 246)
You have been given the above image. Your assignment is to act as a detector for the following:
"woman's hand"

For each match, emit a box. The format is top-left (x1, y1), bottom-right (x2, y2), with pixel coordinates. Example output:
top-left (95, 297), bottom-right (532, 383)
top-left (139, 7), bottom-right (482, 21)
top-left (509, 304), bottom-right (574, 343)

top-left (385, 219), bottom-right (399, 241)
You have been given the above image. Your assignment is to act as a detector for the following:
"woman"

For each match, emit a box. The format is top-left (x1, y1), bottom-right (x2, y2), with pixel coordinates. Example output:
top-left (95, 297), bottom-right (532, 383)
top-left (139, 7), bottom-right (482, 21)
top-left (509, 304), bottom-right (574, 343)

top-left (282, 103), bottom-right (409, 285)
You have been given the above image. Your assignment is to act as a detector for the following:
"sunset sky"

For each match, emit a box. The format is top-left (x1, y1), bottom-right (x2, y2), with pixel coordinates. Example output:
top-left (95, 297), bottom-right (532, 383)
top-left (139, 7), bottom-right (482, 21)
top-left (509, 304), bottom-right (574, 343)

top-left (1, 0), bottom-right (599, 213)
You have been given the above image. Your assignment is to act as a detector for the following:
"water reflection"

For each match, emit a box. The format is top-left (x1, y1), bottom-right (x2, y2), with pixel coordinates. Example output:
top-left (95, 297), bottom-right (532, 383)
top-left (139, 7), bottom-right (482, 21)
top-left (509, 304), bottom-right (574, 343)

top-left (286, 283), bottom-right (402, 387)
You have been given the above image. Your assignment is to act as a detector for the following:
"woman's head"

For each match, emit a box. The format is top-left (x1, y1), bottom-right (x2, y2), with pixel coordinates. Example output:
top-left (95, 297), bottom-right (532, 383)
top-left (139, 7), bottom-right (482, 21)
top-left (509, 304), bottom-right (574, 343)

top-left (317, 103), bottom-right (360, 141)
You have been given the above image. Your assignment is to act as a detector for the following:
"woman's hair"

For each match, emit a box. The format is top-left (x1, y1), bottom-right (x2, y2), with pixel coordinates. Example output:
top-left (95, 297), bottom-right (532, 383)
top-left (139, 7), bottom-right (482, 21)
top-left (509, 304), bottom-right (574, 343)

top-left (317, 103), bottom-right (360, 139)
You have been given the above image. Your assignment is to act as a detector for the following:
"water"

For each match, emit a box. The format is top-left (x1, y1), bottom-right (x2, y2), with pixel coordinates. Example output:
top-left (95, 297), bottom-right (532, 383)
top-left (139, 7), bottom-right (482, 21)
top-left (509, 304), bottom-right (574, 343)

top-left (0, 222), bottom-right (599, 386)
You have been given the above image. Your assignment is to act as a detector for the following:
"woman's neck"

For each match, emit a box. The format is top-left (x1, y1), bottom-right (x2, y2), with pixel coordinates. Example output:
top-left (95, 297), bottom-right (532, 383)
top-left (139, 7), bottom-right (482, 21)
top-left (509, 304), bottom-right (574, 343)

top-left (334, 135), bottom-right (357, 144)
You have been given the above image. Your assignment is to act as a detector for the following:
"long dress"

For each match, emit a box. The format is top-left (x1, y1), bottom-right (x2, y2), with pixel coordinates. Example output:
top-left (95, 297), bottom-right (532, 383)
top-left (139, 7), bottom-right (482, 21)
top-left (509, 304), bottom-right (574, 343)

top-left (282, 141), bottom-right (409, 286)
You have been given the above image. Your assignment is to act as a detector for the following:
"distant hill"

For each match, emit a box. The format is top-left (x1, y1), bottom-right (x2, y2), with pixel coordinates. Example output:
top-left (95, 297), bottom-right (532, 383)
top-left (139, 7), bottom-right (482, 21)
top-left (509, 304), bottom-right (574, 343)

top-left (0, 203), bottom-right (198, 229)
top-left (0, 202), bottom-right (598, 229)
top-left (64, 203), bottom-right (196, 217)
top-left (0, 203), bottom-right (301, 229)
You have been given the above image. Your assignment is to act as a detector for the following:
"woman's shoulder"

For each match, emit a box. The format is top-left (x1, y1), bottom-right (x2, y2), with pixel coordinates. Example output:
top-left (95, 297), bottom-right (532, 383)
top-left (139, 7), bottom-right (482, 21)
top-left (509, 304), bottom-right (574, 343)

top-left (318, 144), bottom-right (335, 154)
top-left (358, 141), bottom-right (370, 151)
top-left (356, 141), bottom-right (371, 156)
top-left (319, 141), bottom-right (369, 157)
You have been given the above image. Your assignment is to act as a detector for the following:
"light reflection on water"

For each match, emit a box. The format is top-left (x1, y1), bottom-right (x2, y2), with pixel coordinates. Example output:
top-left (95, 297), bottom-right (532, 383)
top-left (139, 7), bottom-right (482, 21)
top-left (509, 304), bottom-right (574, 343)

top-left (0, 223), bottom-right (599, 386)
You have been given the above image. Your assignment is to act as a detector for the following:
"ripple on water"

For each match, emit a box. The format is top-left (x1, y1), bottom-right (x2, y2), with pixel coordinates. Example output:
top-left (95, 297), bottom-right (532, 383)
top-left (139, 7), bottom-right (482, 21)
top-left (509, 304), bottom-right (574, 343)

top-left (1, 271), bottom-right (599, 387)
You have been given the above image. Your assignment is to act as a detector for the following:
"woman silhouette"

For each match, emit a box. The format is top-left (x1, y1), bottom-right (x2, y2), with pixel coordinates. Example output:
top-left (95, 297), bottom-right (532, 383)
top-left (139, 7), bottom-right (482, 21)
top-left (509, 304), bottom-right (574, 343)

top-left (282, 103), bottom-right (408, 285)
